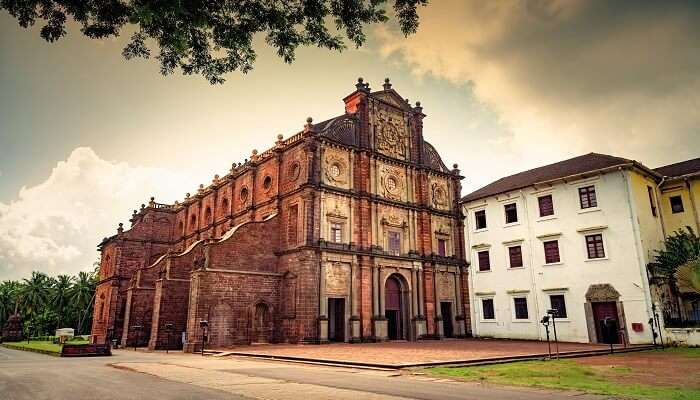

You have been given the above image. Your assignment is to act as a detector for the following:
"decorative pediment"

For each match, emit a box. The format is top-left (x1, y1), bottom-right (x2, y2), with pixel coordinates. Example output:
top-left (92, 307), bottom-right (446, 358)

top-left (585, 284), bottom-right (620, 301)
top-left (326, 203), bottom-right (348, 219)
top-left (372, 90), bottom-right (411, 110)
top-left (435, 223), bottom-right (451, 236)
top-left (382, 213), bottom-right (407, 229)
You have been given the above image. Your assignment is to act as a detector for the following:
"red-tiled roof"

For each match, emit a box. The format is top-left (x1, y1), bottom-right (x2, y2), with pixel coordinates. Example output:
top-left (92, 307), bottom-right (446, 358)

top-left (461, 153), bottom-right (638, 203)
top-left (654, 157), bottom-right (700, 178)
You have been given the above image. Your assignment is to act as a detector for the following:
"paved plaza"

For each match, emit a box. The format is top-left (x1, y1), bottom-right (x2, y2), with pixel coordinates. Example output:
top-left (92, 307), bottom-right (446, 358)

top-left (0, 344), bottom-right (606, 400)
top-left (225, 338), bottom-right (632, 367)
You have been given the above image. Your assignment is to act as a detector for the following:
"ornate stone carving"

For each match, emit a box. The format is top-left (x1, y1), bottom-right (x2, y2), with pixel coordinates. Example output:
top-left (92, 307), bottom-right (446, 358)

top-left (323, 153), bottom-right (348, 185)
top-left (438, 272), bottom-right (455, 300)
top-left (380, 165), bottom-right (405, 201)
top-left (585, 284), bottom-right (621, 302)
top-left (431, 182), bottom-right (449, 208)
top-left (375, 109), bottom-right (407, 160)
top-left (326, 262), bottom-right (350, 295)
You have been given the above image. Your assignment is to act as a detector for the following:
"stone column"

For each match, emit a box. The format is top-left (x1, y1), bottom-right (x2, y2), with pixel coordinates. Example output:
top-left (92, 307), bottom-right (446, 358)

top-left (434, 267), bottom-right (444, 338)
top-left (454, 270), bottom-right (466, 336)
top-left (318, 261), bottom-right (329, 343)
top-left (350, 260), bottom-right (361, 342)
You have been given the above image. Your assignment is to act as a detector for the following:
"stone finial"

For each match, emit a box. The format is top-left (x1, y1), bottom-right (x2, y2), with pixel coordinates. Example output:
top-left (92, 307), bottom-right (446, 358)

top-left (355, 77), bottom-right (370, 92)
top-left (198, 184), bottom-right (204, 193)
top-left (276, 134), bottom-right (284, 146)
top-left (452, 163), bottom-right (460, 175)
top-left (414, 100), bottom-right (423, 113)
top-left (149, 196), bottom-right (155, 206)
top-left (186, 192), bottom-right (190, 198)
top-left (213, 174), bottom-right (219, 183)
top-left (174, 200), bottom-right (180, 206)
top-left (133, 209), bottom-right (137, 215)
top-left (117, 223), bottom-right (124, 234)
top-left (304, 117), bottom-right (313, 132)
top-left (383, 78), bottom-right (392, 90)
top-left (140, 203), bottom-right (145, 210)
top-left (251, 149), bottom-right (259, 161)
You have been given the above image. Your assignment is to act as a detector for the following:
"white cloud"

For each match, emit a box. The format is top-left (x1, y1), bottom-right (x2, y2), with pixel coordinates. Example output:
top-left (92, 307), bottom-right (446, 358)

top-left (0, 147), bottom-right (195, 280)
top-left (376, 0), bottom-right (700, 187)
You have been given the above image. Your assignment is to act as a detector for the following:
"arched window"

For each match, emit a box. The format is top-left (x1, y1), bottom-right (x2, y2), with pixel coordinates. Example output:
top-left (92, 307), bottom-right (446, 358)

top-left (178, 221), bottom-right (184, 233)
top-left (205, 207), bottom-right (212, 223)
top-left (190, 214), bottom-right (197, 228)
top-left (221, 198), bottom-right (229, 213)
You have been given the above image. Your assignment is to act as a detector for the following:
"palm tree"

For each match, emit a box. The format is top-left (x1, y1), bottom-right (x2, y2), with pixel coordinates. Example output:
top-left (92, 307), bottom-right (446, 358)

top-left (650, 227), bottom-right (700, 323)
top-left (52, 275), bottom-right (73, 328)
top-left (19, 272), bottom-right (52, 319)
top-left (0, 280), bottom-right (21, 328)
top-left (71, 271), bottom-right (97, 334)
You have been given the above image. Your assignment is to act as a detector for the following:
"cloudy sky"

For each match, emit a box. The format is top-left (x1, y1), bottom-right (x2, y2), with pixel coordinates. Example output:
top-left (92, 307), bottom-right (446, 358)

top-left (1, 0), bottom-right (699, 280)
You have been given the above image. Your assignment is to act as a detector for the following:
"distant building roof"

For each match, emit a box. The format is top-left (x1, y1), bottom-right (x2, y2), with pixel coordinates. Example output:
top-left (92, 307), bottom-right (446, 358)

top-left (654, 157), bottom-right (700, 178)
top-left (461, 153), bottom-right (644, 203)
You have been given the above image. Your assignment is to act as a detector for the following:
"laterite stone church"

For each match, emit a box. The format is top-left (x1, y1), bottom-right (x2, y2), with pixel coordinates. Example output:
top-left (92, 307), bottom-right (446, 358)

top-left (90, 79), bottom-right (469, 351)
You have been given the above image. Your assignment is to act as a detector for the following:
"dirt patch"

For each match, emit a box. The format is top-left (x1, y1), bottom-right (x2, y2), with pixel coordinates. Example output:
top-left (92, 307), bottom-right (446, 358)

top-left (575, 350), bottom-right (700, 388)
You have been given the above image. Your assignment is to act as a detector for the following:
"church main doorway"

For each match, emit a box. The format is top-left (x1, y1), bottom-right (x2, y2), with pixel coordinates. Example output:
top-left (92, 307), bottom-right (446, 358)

top-left (328, 298), bottom-right (345, 342)
top-left (441, 302), bottom-right (454, 338)
top-left (385, 275), bottom-right (406, 340)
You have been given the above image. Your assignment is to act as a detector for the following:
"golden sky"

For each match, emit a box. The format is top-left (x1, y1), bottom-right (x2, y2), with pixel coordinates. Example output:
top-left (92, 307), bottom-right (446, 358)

top-left (1, 0), bottom-right (699, 279)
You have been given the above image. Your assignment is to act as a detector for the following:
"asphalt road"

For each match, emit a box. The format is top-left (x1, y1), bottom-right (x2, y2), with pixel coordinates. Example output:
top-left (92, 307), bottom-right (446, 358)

top-left (0, 346), bottom-right (247, 400)
top-left (0, 346), bottom-right (605, 400)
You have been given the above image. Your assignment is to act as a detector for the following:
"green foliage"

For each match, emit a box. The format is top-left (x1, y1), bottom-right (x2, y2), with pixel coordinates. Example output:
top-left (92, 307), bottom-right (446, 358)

top-left (1, 0), bottom-right (428, 84)
top-left (649, 227), bottom-right (700, 278)
top-left (429, 359), bottom-right (700, 400)
top-left (0, 268), bottom-right (97, 337)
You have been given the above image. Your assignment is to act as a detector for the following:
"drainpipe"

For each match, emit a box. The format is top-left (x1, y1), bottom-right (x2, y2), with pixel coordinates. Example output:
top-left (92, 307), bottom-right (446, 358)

top-left (656, 176), bottom-right (667, 239)
top-left (462, 203), bottom-right (478, 338)
top-left (621, 168), bottom-right (654, 343)
top-left (520, 189), bottom-right (542, 340)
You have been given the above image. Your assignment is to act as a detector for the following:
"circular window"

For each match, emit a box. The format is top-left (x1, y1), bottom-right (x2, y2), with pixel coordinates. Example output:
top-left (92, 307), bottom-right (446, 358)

top-left (329, 163), bottom-right (341, 178)
top-left (288, 162), bottom-right (300, 181)
top-left (263, 176), bottom-right (273, 191)
top-left (240, 187), bottom-right (249, 203)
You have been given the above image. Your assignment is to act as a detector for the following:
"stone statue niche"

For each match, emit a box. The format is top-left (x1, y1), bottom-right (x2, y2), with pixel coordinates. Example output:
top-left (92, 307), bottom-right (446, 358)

top-left (2, 314), bottom-right (23, 342)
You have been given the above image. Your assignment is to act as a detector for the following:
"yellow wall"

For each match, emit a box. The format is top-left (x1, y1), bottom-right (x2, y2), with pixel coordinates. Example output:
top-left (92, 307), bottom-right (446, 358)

top-left (628, 170), bottom-right (665, 264)
top-left (659, 178), bottom-right (700, 235)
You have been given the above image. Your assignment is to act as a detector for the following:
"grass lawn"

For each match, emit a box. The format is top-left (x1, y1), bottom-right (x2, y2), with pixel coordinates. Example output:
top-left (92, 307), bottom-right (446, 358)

top-left (2, 339), bottom-right (91, 355)
top-left (428, 349), bottom-right (700, 400)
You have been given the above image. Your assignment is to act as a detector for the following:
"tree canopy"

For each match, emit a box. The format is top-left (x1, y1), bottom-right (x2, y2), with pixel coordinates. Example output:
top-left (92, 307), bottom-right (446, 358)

top-left (0, 268), bottom-right (98, 337)
top-left (1, 0), bottom-right (428, 84)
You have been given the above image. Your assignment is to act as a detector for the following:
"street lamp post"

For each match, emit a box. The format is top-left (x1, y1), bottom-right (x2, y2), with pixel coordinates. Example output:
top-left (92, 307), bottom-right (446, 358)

top-left (164, 323), bottom-right (174, 354)
top-left (131, 325), bottom-right (142, 351)
top-left (540, 315), bottom-right (552, 359)
top-left (546, 309), bottom-right (559, 359)
top-left (199, 320), bottom-right (208, 356)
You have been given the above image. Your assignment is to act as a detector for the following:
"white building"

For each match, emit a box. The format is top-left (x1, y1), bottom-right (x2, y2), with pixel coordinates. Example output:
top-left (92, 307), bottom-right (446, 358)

top-left (461, 153), bottom-right (665, 345)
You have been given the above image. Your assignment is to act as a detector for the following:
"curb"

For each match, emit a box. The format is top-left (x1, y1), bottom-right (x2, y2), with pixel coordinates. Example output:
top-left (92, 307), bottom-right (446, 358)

top-left (1, 343), bottom-right (61, 357)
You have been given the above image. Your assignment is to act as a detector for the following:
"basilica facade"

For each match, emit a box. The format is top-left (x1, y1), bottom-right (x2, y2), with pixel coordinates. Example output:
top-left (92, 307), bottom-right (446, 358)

top-left (90, 79), bottom-right (468, 351)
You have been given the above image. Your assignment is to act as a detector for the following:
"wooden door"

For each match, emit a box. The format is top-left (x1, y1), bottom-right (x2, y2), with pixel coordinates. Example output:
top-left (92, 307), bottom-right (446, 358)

top-left (592, 301), bottom-right (619, 344)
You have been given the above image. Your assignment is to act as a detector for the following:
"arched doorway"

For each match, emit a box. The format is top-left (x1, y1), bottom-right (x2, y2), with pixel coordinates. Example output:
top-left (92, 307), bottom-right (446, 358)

top-left (252, 303), bottom-right (272, 343)
top-left (385, 274), bottom-right (407, 340)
